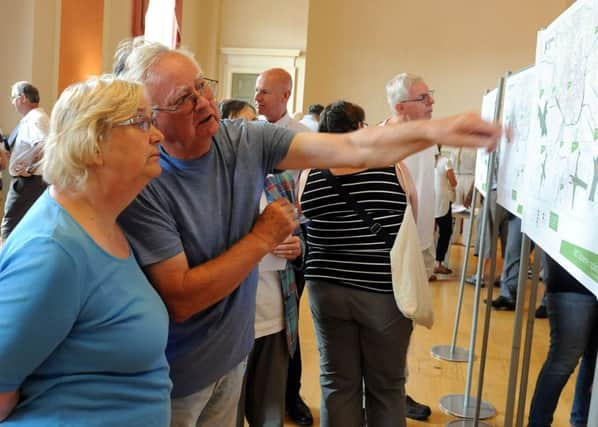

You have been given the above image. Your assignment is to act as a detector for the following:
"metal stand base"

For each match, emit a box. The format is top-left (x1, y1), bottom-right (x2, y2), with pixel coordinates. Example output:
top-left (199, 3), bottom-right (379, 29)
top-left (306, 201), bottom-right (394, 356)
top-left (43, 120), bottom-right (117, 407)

top-left (446, 419), bottom-right (493, 426)
top-left (440, 394), bottom-right (496, 419)
top-left (431, 345), bottom-right (470, 362)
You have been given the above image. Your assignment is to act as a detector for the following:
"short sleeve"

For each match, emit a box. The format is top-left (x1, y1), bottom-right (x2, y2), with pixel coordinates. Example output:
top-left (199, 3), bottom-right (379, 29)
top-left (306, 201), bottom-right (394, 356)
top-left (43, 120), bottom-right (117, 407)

top-left (445, 157), bottom-right (454, 171)
top-left (247, 122), bottom-right (295, 173)
top-left (20, 111), bottom-right (49, 146)
top-left (119, 187), bottom-right (183, 267)
top-left (30, 113), bottom-right (49, 144)
top-left (0, 238), bottom-right (80, 390)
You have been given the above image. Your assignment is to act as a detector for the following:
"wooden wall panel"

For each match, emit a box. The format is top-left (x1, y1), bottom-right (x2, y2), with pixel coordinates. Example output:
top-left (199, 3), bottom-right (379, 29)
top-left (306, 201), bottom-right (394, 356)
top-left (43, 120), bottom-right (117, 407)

top-left (59, 0), bottom-right (104, 93)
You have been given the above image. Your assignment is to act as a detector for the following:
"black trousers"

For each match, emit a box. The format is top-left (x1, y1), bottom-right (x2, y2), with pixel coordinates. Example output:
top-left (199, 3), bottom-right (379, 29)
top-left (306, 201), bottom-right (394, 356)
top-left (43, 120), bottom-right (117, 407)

top-left (286, 266), bottom-right (305, 405)
top-left (1, 175), bottom-right (47, 240)
top-left (435, 203), bottom-right (453, 262)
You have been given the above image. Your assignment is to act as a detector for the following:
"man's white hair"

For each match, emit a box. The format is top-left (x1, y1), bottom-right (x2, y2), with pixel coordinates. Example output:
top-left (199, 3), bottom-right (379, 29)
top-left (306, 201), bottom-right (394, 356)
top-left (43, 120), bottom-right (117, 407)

top-left (385, 73), bottom-right (423, 113)
top-left (113, 36), bottom-right (200, 83)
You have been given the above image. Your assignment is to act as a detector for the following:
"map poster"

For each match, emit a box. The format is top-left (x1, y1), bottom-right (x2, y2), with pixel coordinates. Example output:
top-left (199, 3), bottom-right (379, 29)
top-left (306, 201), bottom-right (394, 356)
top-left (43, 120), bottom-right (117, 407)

top-left (522, 0), bottom-right (598, 294)
top-left (475, 88), bottom-right (499, 197)
top-left (496, 66), bottom-right (537, 218)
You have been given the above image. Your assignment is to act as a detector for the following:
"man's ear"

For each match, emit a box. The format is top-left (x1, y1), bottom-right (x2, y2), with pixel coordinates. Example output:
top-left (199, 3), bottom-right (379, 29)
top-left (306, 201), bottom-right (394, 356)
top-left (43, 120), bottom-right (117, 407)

top-left (283, 89), bottom-right (291, 103)
top-left (394, 102), bottom-right (404, 115)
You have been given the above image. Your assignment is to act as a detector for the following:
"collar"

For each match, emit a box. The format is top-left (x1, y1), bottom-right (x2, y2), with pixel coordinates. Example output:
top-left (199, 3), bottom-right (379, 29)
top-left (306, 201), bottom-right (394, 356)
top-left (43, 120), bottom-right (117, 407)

top-left (273, 111), bottom-right (291, 127)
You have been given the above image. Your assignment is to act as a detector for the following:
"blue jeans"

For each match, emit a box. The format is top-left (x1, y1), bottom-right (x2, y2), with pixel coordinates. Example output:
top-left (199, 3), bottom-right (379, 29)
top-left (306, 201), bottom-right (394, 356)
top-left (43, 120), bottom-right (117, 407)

top-left (499, 214), bottom-right (523, 299)
top-left (498, 215), bottom-right (547, 307)
top-left (308, 280), bottom-right (413, 427)
top-left (528, 292), bottom-right (598, 427)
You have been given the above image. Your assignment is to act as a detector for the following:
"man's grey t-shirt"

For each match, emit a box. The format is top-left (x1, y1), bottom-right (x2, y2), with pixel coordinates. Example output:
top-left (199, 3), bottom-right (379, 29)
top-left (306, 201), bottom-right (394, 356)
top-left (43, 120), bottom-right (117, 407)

top-left (119, 119), bottom-right (295, 398)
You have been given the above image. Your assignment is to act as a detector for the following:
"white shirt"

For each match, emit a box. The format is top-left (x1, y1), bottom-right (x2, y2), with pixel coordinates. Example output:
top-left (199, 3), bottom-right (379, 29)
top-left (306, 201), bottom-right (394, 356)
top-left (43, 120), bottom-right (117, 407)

top-left (9, 107), bottom-right (49, 177)
top-left (299, 114), bottom-right (319, 132)
top-left (452, 147), bottom-right (476, 175)
top-left (434, 156), bottom-right (454, 218)
top-left (402, 145), bottom-right (438, 250)
top-left (274, 112), bottom-right (312, 132)
top-left (254, 111), bottom-right (310, 338)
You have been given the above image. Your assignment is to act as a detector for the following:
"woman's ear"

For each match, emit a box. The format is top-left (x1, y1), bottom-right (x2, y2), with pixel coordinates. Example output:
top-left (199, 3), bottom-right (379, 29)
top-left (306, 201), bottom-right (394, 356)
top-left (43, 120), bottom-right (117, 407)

top-left (91, 141), bottom-right (104, 167)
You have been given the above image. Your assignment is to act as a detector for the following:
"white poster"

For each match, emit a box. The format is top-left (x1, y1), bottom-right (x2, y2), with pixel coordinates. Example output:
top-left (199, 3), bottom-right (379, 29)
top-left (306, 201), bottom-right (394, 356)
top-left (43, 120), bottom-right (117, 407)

top-left (496, 66), bottom-right (537, 217)
top-left (475, 88), bottom-right (499, 197)
top-left (522, 0), bottom-right (598, 294)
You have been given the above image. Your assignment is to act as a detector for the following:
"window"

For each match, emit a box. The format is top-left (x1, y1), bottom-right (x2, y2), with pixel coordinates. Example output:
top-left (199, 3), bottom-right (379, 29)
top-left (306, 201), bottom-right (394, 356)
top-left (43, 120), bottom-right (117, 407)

top-left (144, 0), bottom-right (178, 48)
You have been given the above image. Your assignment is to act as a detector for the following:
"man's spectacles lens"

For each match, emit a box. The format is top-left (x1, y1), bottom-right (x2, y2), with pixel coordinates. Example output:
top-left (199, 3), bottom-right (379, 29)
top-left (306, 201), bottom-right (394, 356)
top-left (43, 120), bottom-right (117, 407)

top-left (401, 90), bottom-right (435, 104)
top-left (152, 77), bottom-right (218, 116)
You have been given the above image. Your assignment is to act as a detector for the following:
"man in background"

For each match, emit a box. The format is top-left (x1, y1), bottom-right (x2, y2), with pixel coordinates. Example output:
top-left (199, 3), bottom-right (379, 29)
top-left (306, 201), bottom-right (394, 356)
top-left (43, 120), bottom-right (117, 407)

top-left (2, 81), bottom-right (48, 241)
top-left (299, 104), bottom-right (324, 132)
top-left (384, 72), bottom-right (436, 421)
top-left (255, 67), bottom-right (314, 426)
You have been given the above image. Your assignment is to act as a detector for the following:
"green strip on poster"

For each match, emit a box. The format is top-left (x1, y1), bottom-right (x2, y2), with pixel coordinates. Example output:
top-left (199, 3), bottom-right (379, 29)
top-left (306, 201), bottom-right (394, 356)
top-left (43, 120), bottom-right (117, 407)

top-left (482, 183), bottom-right (487, 192)
top-left (594, 128), bottom-right (598, 141)
top-left (512, 190), bottom-right (517, 201)
top-left (560, 241), bottom-right (598, 283)
top-left (549, 212), bottom-right (559, 232)
top-left (517, 204), bottom-right (523, 215)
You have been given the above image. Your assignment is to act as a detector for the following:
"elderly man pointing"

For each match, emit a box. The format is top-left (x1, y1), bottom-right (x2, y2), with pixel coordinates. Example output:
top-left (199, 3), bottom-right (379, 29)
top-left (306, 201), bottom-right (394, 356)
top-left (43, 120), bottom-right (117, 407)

top-left (115, 38), bottom-right (500, 427)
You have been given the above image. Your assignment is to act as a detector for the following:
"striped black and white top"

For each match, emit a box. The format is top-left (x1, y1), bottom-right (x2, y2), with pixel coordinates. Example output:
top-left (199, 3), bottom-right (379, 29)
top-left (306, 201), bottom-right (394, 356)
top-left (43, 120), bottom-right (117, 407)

top-left (300, 166), bottom-right (407, 293)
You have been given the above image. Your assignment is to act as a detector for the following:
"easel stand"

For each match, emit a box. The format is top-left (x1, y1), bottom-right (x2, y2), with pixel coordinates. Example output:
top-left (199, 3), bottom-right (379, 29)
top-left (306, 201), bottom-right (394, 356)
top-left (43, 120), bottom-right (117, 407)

top-left (430, 189), bottom-right (477, 363)
top-left (502, 234), bottom-right (532, 427)
top-left (440, 153), bottom-right (498, 425)
top-left (440, 79), bottom-right (505, 425)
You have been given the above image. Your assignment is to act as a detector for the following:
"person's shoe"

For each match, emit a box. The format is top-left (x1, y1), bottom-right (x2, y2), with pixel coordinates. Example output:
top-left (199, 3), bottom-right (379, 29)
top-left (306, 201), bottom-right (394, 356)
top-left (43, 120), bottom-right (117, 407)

top-left (287, 396), bottom-right (313, 426)
top-left (406, 395), bottom-right (431, 421)
top-left (428, 274), bottom-right (438, 281)
top-left (535, 305), bottom-right (548, 319)
top-left (491, 296), bottom-right (516, 311)
top-left (465, 275), bottom-right (485, 287)
top-left (434, 265), bottom-right (453, 275)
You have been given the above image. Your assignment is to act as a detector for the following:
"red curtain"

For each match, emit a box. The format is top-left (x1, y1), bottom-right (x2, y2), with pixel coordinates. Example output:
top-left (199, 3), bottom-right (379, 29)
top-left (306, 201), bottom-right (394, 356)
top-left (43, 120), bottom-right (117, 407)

top-left (131, 0), bottom-right (150, 37)
top-left (131, 0), bottom-right (183, 44)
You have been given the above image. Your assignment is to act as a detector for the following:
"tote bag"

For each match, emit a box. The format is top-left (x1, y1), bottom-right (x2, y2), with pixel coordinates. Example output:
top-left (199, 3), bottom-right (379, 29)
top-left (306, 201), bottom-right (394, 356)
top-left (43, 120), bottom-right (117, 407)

top-left (391, 165), bottom-right (434, 329)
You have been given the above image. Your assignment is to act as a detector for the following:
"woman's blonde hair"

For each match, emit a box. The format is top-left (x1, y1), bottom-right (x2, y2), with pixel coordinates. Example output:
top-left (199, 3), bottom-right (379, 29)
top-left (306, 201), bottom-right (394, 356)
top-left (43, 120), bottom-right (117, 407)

top-left (42, 75), bottom-right (144, 192)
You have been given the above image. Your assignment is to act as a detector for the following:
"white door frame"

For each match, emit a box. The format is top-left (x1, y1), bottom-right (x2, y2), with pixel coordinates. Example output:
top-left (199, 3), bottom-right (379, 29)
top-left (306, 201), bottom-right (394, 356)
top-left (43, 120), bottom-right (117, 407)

top-left (220, 47), bottom-right (306, 114)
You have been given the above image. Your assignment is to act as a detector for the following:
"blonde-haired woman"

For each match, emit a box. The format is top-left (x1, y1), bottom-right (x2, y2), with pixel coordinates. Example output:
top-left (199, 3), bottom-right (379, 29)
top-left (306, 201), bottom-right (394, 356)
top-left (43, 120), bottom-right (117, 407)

top-left (0, 76), bottom-right (171, 426)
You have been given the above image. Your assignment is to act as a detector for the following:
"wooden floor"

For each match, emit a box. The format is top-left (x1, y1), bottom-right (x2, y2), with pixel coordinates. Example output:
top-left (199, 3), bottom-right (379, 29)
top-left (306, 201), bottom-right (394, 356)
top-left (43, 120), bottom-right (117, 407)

top-left (286, 245), bottom-right (577, 427)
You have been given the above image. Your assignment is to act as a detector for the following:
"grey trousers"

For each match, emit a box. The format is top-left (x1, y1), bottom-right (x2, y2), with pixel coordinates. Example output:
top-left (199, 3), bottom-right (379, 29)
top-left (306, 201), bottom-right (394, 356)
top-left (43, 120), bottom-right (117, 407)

top-left (237, 331), bottom-right (289, 427)
top-left (308, 280), bottom-right (413, 427)
top-left (171, 359), bottom-right (247, 427)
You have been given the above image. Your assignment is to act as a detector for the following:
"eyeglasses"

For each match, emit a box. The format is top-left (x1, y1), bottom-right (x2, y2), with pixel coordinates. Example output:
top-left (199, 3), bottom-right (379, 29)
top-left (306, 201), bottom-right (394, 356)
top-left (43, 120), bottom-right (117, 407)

top-left (400, 90), bottom-right (435, 104)
top-left (152, 77), bottom-right (219, 115)
top-left (9, 94), bottom-right (21, 102)
top-left (112, 114), bottom-right (155, 132)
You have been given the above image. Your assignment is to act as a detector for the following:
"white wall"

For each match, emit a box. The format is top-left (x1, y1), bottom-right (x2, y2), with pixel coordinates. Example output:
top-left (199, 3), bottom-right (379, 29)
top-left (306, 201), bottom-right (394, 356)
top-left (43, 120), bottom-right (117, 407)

top-left (0, 0), bottom-right (59, 132)
top-left (304, 0), bottom-right (574, 123)
top-left (102, 0), bottom-right (132, 73)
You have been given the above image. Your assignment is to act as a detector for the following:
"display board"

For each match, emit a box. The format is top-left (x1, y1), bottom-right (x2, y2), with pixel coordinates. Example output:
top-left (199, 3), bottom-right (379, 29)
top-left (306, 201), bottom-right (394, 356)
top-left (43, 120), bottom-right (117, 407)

top-left (496, 66), bottom-right (537, 217)
top-left (474, 88), bottom-right (499, 197)
top-left (521, 0), bottom-right (598, 294)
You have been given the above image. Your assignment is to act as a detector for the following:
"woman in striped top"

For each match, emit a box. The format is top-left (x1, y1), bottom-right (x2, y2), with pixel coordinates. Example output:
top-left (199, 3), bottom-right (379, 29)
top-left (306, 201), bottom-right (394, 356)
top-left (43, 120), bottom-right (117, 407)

top-left (299, 101), bottom-right (417, 427)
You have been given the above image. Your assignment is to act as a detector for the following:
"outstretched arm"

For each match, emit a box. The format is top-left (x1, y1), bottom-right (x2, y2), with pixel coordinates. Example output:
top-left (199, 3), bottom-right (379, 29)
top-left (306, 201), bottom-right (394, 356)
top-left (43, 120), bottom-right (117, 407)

top-left (277, 112), bottom-right (500, 170)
